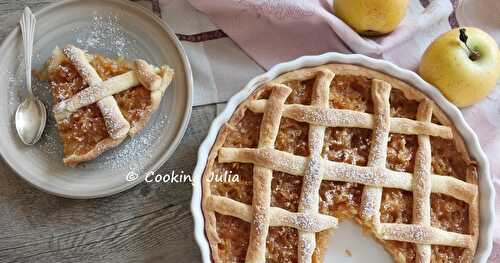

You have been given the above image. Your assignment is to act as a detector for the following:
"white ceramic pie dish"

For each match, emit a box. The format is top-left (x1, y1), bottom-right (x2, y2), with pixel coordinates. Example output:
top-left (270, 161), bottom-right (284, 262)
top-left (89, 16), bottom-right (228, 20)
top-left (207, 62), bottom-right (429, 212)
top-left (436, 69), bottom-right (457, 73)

top-left (0, 0), bottom-right (192, 198)
top-left (191, 52), bottom-right (495, 262)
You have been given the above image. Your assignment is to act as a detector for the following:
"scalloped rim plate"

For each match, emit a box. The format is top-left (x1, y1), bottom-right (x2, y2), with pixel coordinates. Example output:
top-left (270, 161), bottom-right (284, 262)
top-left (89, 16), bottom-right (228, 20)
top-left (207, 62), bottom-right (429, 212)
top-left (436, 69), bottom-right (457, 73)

top-left (191, 52), bottom-right (495, 262)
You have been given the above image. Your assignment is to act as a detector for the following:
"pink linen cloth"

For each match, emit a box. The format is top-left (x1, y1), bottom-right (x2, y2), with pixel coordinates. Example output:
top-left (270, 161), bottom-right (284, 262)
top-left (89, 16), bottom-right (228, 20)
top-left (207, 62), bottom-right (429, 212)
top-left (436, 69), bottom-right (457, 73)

top-left (170, 0), bottom-right (499, 260)
top-left (187, 0), bottom-right (453, 70)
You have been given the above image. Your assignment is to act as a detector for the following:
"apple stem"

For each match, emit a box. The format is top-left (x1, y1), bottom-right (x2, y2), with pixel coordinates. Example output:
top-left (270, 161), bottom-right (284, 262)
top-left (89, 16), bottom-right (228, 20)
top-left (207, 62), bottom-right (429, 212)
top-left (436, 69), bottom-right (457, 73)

top-left (459, 28), bottom-right (480, 61)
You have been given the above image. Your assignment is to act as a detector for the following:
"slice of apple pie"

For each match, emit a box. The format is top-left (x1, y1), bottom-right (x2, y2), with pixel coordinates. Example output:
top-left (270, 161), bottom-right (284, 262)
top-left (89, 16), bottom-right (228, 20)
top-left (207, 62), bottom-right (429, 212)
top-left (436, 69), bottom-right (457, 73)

top-left (46, 45), bottom-right (173, 166)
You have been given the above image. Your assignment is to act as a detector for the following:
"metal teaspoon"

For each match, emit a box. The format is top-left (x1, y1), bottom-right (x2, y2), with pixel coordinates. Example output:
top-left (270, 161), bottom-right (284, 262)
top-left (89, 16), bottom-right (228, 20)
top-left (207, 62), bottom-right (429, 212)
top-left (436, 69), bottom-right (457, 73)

top-left (15, 7), bottom-right (47, 145)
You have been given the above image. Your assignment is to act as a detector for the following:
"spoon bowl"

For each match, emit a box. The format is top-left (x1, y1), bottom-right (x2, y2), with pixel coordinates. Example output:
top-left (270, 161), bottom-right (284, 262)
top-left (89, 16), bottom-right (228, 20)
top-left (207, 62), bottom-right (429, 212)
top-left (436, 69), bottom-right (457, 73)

top-left (15, 96), bottom-right (47, 145)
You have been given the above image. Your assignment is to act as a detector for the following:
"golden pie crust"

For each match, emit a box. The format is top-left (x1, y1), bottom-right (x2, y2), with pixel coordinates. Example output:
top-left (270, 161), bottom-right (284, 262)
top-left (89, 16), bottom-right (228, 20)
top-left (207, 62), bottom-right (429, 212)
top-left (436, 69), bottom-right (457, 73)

top-left (201, 64), bottom-right (479, 263)
top-left (46, 45), bottom-right (173, 166)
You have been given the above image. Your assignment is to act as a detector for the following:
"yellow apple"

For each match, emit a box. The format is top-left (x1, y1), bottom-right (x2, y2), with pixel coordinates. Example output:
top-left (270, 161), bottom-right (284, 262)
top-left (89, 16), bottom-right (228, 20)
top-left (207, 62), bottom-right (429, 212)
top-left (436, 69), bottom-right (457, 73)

top-left (419, 27), bottom-right (500, 107)
top-left (334, 0), bottom-right (409, 36)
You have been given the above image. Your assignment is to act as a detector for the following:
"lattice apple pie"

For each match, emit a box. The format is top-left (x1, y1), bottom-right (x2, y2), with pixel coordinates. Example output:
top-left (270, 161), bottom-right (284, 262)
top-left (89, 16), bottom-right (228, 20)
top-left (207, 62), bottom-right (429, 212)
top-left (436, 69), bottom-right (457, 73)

top-left (202, 64), bottom-right (479, 263)
top-left (45, 45), bottom-right (173, 166)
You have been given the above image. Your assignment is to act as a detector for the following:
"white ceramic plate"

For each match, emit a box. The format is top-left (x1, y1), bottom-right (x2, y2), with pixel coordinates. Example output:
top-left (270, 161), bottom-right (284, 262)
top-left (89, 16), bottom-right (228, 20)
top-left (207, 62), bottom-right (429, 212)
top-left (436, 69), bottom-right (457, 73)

top-left (191, 53), bottom-right (495, 262)
top-left (0, 0), bottom-right (192, 198)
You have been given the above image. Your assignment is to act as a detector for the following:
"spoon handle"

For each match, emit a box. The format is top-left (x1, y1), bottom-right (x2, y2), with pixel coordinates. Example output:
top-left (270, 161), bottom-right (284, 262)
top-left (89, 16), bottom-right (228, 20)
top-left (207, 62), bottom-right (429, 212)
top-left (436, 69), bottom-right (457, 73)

top-left (20, 7), bottom-right (36, 97)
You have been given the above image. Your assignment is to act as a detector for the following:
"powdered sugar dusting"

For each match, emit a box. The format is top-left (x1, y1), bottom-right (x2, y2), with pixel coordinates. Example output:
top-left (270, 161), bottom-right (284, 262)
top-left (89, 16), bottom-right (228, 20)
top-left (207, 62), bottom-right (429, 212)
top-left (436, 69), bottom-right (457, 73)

top-left (72, 12), bottom-right (138, 57)
top-left (299, 154), bottom-right (321, 211)
top-left (5, 53), bottom-right (46, 110)
top-left (283, 213), bottom-right (336, 233)
top-left (98, 98), bottom-right (130, 139)
top-left (298, 237), bottom-right (314, 259)
top-left (381, 224), bottom-right (429, 243)
top-left (257, 148), bottom-right (303, 174)
top-left (253, 212), bottom-right (266, 235)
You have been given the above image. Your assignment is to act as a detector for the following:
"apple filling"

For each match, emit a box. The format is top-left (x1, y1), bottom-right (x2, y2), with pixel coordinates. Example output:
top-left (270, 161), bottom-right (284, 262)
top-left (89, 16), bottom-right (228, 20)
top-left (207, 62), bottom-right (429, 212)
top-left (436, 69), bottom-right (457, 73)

top-left (208, 74), bottom-right (475, 262)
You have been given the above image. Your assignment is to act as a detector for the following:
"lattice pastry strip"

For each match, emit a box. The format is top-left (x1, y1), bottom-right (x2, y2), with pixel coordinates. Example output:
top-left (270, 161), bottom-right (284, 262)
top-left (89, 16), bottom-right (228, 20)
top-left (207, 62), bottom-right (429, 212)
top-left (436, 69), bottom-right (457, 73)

top-left (206, 195), bottom-right (337, 233)
top-left (218, 148), bottom-right (476, 204)
top-left (245, 83), bottom-right (291, 263)
top-left (296, 69), bottom-right (335, 263)
top-left (247, 101), bottom-right (452, 139)
top-left (412, 100), bottom-right (433, 262)
top-left (213, 77), bottom-right (478, 262)
top-left (360, 79), bottom-right (392, 225)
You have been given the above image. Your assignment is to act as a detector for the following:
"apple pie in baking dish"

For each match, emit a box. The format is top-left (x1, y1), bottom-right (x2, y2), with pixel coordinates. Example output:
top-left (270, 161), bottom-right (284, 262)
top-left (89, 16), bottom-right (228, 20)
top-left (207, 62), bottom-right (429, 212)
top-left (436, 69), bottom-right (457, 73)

top-left (46, 45), bottom-right (173, 166)
top-left (201, 64), bottom-right (479, 262)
